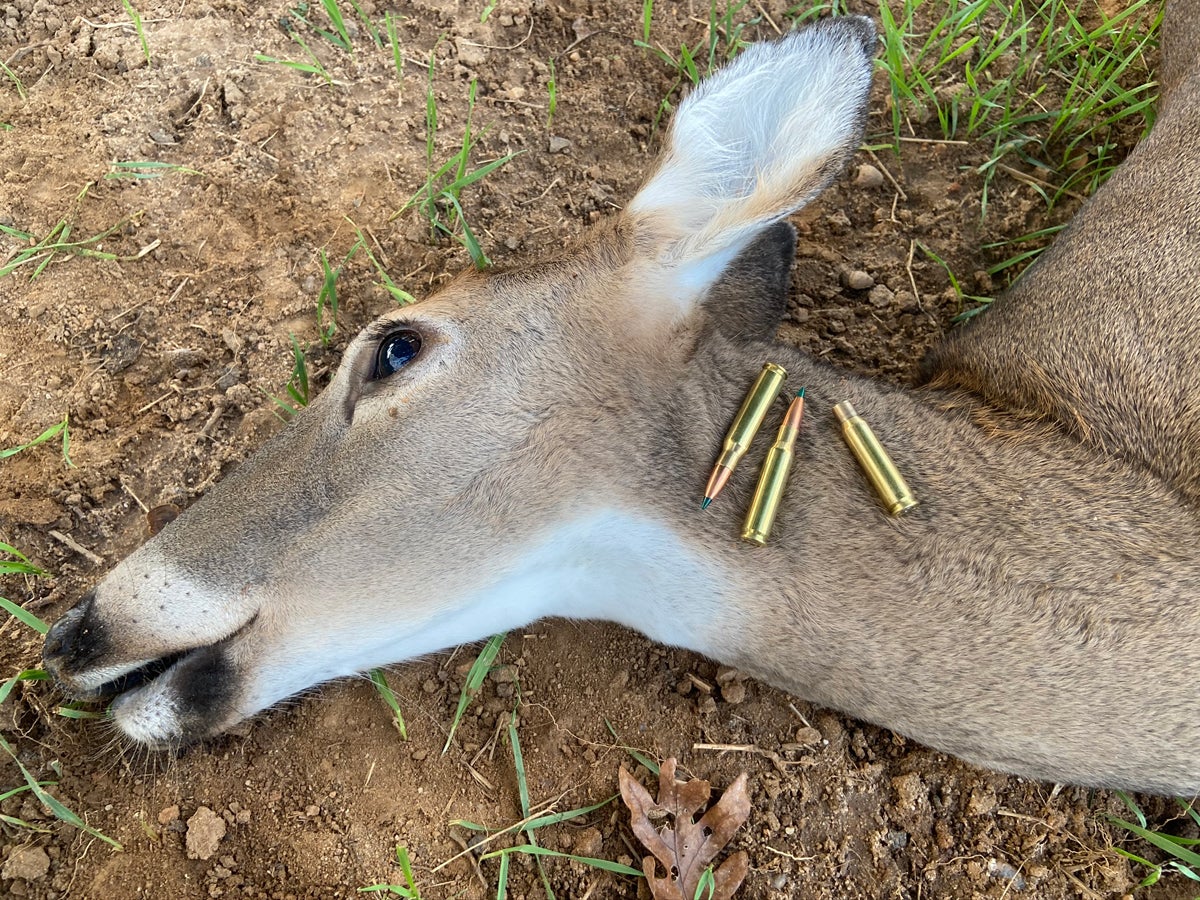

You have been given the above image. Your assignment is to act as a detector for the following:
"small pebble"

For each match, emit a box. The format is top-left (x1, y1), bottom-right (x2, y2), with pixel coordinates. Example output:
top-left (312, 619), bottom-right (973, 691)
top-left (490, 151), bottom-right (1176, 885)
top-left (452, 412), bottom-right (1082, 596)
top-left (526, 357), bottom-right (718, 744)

top-left (854, 164), bottom-right (885, 188)
top-left (794, 726), bottom-right (822, 745)
top-left (185, 807), bottom-right (227, 860)
top-left (548, 136), bottom-right (572, 154)
top-left (842, 269), bottom-right (875, 291)
top-left (1, 846), bottom-right (51, 881)
top-left (987, 859), bottom-right (1027, 890)
top-left (158, 804), bottom-right (181, 825)
top-left (868, 284), bottom-right (895, 308)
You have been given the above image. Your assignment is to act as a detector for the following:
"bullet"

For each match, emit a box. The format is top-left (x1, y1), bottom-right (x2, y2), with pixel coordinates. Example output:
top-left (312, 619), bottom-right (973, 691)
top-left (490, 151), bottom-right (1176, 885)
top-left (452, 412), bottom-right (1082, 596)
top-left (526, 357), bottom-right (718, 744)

top-left (703, 362), bottom-right (787, 508)
top-left (742, 388), bottom-right (806, 546)
top-left (834, 400), bottom-right (918, 515)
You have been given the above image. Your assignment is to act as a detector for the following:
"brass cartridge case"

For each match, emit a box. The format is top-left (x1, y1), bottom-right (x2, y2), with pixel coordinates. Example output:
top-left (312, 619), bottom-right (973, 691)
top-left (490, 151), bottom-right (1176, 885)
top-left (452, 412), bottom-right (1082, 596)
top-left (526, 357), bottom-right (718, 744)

top-left (834, 401), bottom-right (918, 515)
top-left (704, 363), bottom-right (787, 505)
top-left (742, 390), bottom-right (805, 546)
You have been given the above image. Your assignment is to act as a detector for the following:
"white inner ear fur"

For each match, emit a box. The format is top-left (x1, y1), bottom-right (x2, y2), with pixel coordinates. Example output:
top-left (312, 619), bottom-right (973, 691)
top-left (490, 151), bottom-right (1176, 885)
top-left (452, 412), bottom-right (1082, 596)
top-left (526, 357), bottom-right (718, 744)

top-left (626, 17), bottom-right (875, 315)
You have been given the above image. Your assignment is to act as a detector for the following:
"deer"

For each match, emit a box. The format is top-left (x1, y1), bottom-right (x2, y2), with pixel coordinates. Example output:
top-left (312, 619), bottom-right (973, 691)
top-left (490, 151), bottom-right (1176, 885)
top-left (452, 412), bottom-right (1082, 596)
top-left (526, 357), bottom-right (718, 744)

top-left (40, 8), bottom-right (1200, 798)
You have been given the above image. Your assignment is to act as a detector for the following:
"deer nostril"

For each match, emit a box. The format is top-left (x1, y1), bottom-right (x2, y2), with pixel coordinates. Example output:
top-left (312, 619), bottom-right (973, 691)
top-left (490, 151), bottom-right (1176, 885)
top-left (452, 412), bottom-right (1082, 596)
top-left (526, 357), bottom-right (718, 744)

top-left (42, 589), bottom-right (101, 670)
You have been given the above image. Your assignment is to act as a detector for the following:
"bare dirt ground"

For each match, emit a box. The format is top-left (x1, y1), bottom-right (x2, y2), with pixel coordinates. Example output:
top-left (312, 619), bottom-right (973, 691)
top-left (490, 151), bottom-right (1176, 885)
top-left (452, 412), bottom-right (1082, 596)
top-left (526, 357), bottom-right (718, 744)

top-left (1, 1), bottom-right (1194, 898)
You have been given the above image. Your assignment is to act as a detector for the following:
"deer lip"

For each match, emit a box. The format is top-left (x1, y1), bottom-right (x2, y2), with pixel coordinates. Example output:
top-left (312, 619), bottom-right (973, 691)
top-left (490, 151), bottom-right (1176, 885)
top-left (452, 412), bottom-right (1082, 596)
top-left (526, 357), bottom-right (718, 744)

top-left (92, 649), bottom-right (191, 697)
top-left (73, 612), bottom-right (259, 701)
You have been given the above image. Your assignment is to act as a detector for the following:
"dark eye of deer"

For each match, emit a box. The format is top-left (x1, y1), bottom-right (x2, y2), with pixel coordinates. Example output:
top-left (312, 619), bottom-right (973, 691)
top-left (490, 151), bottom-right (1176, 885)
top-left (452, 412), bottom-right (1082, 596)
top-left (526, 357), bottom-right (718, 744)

top-left (373, 329), bottom-right (422, 380)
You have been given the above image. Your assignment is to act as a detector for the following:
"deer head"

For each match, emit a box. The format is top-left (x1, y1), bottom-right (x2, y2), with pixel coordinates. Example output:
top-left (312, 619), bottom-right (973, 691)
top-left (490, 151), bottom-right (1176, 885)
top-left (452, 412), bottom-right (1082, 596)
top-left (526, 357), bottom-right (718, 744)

top-left (42, 18), bottom-right (877, 747)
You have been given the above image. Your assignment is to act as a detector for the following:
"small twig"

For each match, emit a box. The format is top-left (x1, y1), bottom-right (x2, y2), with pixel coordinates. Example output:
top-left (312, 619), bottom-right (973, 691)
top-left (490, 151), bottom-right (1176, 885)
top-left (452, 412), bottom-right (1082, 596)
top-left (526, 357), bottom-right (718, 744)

top-left (48, 530), bottom-right (105, 567)
top-left (762, 844), bottom-right (817, 863)
top-left (120, 476), bottom-right (150, 513)
top-left (897, 136), bottom-right (970, 146)
top-left (996, 163), bottom-right (1087, 202)
top-left (136, 388), bottom-right (178, 415)
top-left (905, 239), bottom-right (924, 311)
top-left (560, 28), bottom-right (619, 58)
top-left (431, 800), bottom-right (559, 872)
top-left (753, 0), bottom-right (782, 33)
top-left (4, 41), bottom-right (49, 67)
top-left (447, 831), bottom-right (490, 891)
top-left (786, 703), bottom-right (811, 727)
top-left (458, 19), bottom-right (533, 52)
top-left (107, 296), bottom-right (153, 324)
top-left (80, 15), bottom-right (171, 29)
top-left (518, 177), bottom-right (562, 207)
top-left (865, 148), bottom-right (908, 201)
top-left (197, 401), bottom-right (227, 439)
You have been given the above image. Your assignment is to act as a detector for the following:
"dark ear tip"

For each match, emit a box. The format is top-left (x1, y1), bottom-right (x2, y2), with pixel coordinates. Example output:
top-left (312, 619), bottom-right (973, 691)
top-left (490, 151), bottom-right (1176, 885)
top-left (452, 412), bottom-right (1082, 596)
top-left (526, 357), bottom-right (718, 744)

top-left (809, 15), bottom-right (877, 57)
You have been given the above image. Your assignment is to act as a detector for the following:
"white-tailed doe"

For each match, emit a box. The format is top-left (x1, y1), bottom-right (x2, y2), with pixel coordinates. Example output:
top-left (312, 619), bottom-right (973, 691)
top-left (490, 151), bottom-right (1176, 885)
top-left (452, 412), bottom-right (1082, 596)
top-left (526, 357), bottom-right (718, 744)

top-left (44, 11), bottom-right (1199, 796)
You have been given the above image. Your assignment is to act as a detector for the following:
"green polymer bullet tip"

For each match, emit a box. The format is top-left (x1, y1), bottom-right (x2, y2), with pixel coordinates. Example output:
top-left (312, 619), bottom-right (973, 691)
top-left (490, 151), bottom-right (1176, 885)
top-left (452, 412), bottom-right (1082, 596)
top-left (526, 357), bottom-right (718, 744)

top-left (701, 497), bottom-right (712, 510)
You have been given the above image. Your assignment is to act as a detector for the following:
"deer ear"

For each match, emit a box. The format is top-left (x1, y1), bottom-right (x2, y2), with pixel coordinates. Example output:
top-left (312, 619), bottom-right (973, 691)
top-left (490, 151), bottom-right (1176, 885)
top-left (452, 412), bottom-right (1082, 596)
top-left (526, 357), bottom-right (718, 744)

top-left (625, 16), bottom-right (875, 319)
top-left (700, 221), bottom-right (795, 341)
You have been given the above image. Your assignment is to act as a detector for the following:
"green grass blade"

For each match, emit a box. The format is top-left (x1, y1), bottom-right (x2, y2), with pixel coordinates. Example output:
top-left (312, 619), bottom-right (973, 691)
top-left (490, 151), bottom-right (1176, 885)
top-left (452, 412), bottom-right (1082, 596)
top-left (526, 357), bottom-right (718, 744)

top-left (368, 669), bottom-right (408, 740)
top-left (0, 541), bottom-right (49, 577)
top-left (320, 0), bottom-right (352, 51)
top-left (0, 733), bottom-right (123, 849)
top-left (442, 632), bottom-right (506, 754)
top-left (0, 597), bottom-right (49, 634)
top-left (495, 849), bottom-right (510, 900)
top-left (604, 719), bottom-right (660, 775)
top-left (0, 669), bottom-right (50, 706)
top-left (509, 718), bottom-right (530, 817)
top-left (1, 59), bottom-right (28, 99)
top-left (1110, 816), bottom-right (1200, 868)
top-left (519, 796), bottom-right (618, 832)
top-left (480, 845), bottom-right (644, 877)
top-left (121, 0), bottom-right (151, 65)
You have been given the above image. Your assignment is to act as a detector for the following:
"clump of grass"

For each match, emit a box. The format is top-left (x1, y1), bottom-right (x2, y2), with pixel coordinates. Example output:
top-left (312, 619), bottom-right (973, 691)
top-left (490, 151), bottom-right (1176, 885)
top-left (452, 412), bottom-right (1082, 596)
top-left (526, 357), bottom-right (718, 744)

top-left (916, 240), bottom-right (992, 320)
top-left (347, 0), bottom-right (383, 47)
top-left (1109, 793), bottom-right (1200, 889)
top-left (121, 0), bottom-right (151, 65)
top-left (398, 52), bottom-right (519, 270)
top-left (441, 632), bottom-right (506, 754)
top-left (385, 12), bottom-right (405, 92)
top-left (1, 543), bottom-right (51, 634)
top-left (1, 414), bottom-right (73, 467)
top-left (361, 844), bottom-right (421, 897)
top-left (877, 0), bottom-right (1160, 214)
top-left (440, 711), bottom-right (638, 897)
top-left (266, 335), bottom-right (312, 419)
top-left (546, 59), bottom-right (557, 129)
top-left (345, 219), bottom-right (417, 304)
top-left (316, 248), bottom-right (345, 345)
top-left (105, 160), bottom-right (204, 180)
top-left (478, 718), bottom-right (641, 895)
top-left (1, 206), bottom-right (148, 281)
top-left (0, 544), bottom-right (122, 848)
top-left (256, 37), bottom-right (335, 86)
top-left (1, 59), bottom-right (27, 99)
top-left (368, 669), bottom-right (407, 740)
top-left (637, 0), bottom-right (758, 127)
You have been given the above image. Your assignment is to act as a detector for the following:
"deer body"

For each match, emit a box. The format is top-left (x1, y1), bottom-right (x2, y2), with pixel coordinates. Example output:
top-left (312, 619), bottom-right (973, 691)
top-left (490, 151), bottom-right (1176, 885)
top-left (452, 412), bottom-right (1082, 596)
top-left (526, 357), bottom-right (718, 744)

top-left (42, 12), bottom-right (1199, 795)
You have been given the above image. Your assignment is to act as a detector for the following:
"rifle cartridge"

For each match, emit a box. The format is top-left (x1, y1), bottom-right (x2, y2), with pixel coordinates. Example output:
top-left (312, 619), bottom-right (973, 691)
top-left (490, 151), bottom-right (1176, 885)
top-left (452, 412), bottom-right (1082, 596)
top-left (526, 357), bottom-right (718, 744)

top-left (703, 362), bottom-right (787, 507)
top-left (742, 389), bottom-right (806, 546)
top-left (834, 401), bottom-right (918, 515)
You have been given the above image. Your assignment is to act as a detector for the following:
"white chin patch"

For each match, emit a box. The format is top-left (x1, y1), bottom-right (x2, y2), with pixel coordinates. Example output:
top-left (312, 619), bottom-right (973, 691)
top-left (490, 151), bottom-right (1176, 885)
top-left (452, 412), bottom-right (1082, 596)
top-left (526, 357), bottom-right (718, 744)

top-left (112, 679), bottom-right (184, 746)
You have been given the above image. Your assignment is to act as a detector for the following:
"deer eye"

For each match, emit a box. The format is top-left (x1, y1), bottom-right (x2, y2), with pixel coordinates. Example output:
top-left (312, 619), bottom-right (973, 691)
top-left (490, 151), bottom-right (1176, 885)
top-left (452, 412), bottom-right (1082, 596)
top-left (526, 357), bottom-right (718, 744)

top-left (372, 329), bottom-right (422, 380)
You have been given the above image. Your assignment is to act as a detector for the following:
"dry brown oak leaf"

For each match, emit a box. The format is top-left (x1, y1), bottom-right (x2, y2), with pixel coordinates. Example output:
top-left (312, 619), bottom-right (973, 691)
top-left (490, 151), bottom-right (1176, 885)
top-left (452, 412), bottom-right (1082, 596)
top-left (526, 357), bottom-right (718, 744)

top-left (618, 758), bottom-right (751, 900)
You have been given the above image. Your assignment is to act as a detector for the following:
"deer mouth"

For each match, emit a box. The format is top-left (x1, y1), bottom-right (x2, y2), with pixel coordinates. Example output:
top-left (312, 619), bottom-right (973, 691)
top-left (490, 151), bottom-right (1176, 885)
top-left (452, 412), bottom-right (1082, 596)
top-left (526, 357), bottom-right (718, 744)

top-left (90, 649), bottom-right (191, 698)
top-left (43, 603), bottom-right (258, 746)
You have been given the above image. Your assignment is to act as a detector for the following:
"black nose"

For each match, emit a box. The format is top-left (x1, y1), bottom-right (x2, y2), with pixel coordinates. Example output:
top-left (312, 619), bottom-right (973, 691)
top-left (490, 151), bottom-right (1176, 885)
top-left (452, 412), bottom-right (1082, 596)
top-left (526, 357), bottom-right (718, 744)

top-left (43, 589), bottom-right (109, 675)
